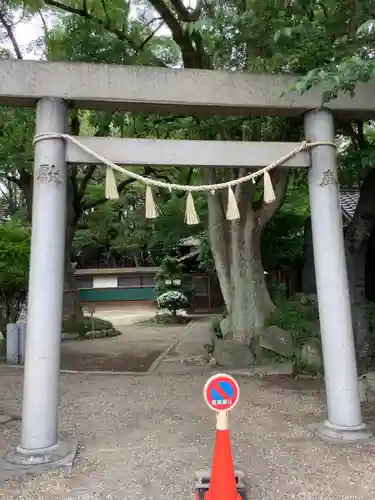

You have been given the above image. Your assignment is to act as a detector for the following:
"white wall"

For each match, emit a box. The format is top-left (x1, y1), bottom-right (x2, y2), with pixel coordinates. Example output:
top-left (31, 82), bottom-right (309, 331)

top-left (93, 276), bottom-right (118, 289)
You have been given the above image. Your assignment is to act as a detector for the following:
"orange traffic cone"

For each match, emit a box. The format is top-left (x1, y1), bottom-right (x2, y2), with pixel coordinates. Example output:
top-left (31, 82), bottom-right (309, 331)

top-left (204, 411), bottom-right (242, 500)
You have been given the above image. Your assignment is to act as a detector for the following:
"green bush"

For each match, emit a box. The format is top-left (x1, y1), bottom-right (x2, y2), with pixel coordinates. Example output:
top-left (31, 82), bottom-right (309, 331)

top-left (155, 256), bottom-right (194, 304)
top-left (62, 317), bottom-right (115, 339)
top-left (266, 298), bottom-right (319, 348)
top-left (0, 221), bottom-right (30, 337)
top-left (211, 316), bottom-right (223, 339)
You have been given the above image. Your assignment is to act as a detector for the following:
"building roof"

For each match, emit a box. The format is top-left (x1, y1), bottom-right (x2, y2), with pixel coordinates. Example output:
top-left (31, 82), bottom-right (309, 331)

top-left (340, 189), bottom-right (360, 221)
top-left (179, 236), bottom-right (201, 247)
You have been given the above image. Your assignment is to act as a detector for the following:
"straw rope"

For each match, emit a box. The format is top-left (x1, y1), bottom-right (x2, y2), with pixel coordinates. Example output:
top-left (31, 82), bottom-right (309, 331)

top-left (33, 133), bottom-right (336, 224)
top-left (34, 134), bottom-right (335, 192)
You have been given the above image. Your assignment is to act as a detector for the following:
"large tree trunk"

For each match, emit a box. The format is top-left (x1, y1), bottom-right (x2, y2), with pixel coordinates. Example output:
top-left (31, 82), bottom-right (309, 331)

top-left (62, 180), bottom-right (84, 322)
top-left (206, 168), bottom-right (288, 344)
top-left (345, 170), bottom-right (375, 372)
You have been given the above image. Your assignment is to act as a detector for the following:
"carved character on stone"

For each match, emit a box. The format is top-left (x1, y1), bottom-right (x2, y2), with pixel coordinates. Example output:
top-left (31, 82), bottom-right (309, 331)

top-left (319, 169), bottom-right (338, 187)
top-left (37, 164), bottom-right (61, 185)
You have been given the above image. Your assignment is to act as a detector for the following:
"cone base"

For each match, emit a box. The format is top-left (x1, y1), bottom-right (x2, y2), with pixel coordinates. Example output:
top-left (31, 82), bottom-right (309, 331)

top-left (202, 489), bottom-right (245, 500)
top-left (195, 489), bottom-right (247, 500)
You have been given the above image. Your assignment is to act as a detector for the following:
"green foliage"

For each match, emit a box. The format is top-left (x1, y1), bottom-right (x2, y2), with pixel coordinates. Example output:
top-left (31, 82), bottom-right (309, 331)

top-left (0, 221), bottom-right (30, 335)
top-left (266, 298), bottom-right (319, 349)
top-left (155, 256), bottom-right (185, 296)
top-left (0, 221), bottom-right (29, 293)
top-left (211, 316), bottom-right (223, 339)
top-left (3, 0), bottom-right (375, 342)
top-left (262, 184), bottom-right (309, 270)
top-left (62, 316), bottom-right (115, 339)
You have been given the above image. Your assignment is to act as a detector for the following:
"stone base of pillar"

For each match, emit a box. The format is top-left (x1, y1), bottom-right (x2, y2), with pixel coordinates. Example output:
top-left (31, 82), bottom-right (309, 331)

top-left (308, 420), bottom-right (375, 444)
top-left (0, 437), bottom-right (78, 483)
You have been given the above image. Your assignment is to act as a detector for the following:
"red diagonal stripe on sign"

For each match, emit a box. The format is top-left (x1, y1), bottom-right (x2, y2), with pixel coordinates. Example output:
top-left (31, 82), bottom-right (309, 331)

top-left (212, 381), bottom-right (230, 401)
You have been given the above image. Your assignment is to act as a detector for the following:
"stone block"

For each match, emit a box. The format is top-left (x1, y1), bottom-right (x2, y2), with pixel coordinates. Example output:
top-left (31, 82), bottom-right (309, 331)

top-left (359, 372), bottom-right (375, 403)
top-left (214, 339), bottom-right (254, 368)
top-left (260, 325), bottom-right (294, 358)
top-left (300, 338), bottom-right (322, 369)
top-left (219, 317), bottom-right (231, 338)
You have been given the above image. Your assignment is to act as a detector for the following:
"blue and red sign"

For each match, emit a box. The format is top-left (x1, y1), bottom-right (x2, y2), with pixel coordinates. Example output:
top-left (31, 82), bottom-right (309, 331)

top-left (203, 373), bottom-right (240, 412)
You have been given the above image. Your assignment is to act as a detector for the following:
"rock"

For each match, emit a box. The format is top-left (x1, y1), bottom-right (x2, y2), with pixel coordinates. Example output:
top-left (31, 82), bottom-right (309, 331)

top-left (359, 372), bottom-right (375, 403)
top-left (61, 332), bottom-right (79, 341)
top-left (85, 330), bottom-right (106, 339)
top-left (107, 329), bottom-right (120, 337)
top-left (228, 362), bottom-right (293, 376)
top-left (208, 356), bottom-right (217, 366)
top-left (220, 317), bottom-right (231, 338)
top-left (300, 338), bottom-right (322, 369)
top-left (214, 339), bottom-right (254, 368)
top-left (299, 293), bottom-right (318, 305)
top-left (260, 326), bottom-right (294, 358)
top-left (0, 414), bottom-right (12, 425)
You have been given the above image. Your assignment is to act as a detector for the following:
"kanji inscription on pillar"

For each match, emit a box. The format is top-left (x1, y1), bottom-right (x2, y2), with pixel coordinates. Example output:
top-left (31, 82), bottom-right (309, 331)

top-left (37, 164), bottom-right (62, 185)
top-left (319, 169), bottom-right (338, 187)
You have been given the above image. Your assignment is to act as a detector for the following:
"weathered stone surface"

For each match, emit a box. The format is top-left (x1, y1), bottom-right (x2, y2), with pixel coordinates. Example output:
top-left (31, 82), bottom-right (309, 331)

top-left (219, 317), bottom-right (231, 338)
top-left (300, 338), bottom-right (322, 369)
top-left (62, 329), bottom-right (119, 341)
top-left (227, 362), bottom-right (293, 376)
top-left (0, 414), bottom-right (12, 425)
top-left (107, 329), bottom-right (120, 337)
top-left (260, 326), bottom-right (294, 358)
top-left (85, 330), bottom-right (106, 339)
top-left (359, 372), bottom-right (375, 403)
top-left (214, 339), bottom-right (254, 368)
top-left (61, 332), bottom-right (79, 341)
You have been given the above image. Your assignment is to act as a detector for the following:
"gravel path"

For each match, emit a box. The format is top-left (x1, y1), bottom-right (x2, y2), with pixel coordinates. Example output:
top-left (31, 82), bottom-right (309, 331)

top-left (1, 368), bottom-right (375, 499)
top-left (59, 324), bottom-right (185, 372)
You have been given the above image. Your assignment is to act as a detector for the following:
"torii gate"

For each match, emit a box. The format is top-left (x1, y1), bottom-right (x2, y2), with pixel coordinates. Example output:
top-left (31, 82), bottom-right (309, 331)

top-left (1, 59), bottom-right (374, 471)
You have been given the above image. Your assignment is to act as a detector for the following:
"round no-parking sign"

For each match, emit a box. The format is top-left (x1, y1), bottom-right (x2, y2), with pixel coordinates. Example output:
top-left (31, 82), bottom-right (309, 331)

top-left (203, 373), bottom-right (240, 412)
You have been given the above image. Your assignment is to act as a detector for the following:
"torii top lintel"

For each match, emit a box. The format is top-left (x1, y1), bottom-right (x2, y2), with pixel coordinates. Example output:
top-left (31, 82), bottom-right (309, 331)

top-left (0, 59), bottom-right (374, 119)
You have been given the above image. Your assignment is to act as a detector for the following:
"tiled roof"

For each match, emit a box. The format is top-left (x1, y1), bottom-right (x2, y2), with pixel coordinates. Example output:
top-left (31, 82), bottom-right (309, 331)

top-left (179, 236), bottom-right (201, 247)
top-left (340, 189), bottom-right (360, 221)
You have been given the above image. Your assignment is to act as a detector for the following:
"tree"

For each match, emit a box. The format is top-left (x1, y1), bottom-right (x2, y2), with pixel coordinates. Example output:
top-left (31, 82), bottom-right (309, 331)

top-left (0, 220), bottom-right (30, 336)
top-left (4, 0), bottom-right (374, 356)
top-left (273, 0), bottom-right (375, 369)
top-left (155, 256), bottom-right (190, 322)
top-left (0, 1), bottom-right (311, 348)
top-left (0, 1), bottom-right (187, 321)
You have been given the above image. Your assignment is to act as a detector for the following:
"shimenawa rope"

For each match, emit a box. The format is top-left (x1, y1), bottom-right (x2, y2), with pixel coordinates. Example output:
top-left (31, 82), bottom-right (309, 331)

top-left (33, 133), bottom-right (336, 225)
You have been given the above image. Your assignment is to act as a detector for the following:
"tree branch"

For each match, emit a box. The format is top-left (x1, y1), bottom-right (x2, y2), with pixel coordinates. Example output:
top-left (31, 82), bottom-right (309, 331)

top-left (336, 119), bottom-right (364, 149)
top-left (256, 169), bottom-right (289, 229)
top-left (0, 11), bottom-right (23, 59)
top-left (43, 0), bottom-right (167, 67)
top-left (169, 0), bottom-right (203, 21)
top-left (78, 165), bottom-right (96, 198)
top-left (148, 0), bottom-right (200, 68)
top-left (140, 20), bottom-right (165, 49)
top-left (82, 177), bottom-right (135, 211)
top-left (5, 174), bottom-right (21, 186)
top-left (100, 0), bottom-right (110, 24)
top-left (176, 167), bottom-right (193, 198)
top-left (148, 0), bottom-right (185, 40)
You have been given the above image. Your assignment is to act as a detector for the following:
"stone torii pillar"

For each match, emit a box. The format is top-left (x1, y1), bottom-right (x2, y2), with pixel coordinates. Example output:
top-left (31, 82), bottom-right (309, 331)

top-left (304, 109), bottom-right (373, 443)
top-left (4, 98), bottom-right (77, 470)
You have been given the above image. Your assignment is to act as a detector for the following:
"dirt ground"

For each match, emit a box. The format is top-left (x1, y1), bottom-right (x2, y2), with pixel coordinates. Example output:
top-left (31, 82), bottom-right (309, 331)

top-left (1, 369), bottom-right (375, 499)
top-left (60, 323), bottom-right (185, 372)
top-left (2, 320), bottom-right (375, 498)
